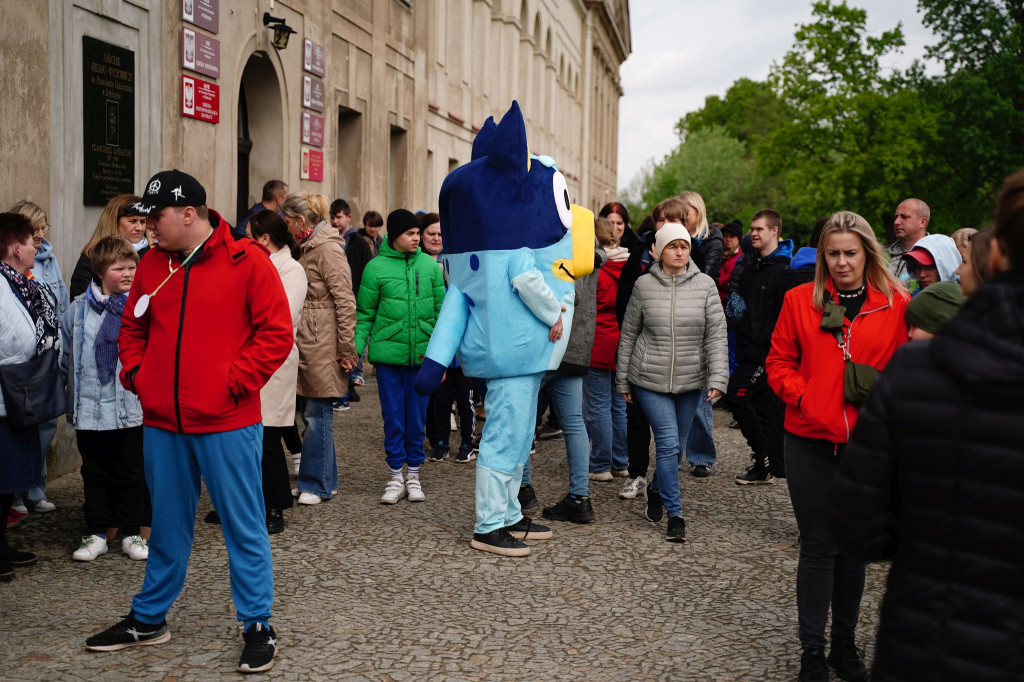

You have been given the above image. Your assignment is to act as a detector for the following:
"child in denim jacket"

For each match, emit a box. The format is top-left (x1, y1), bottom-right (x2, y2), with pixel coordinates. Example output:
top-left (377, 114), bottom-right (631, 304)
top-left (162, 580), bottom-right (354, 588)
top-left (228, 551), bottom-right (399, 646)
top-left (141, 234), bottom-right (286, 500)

top-left (60, 236), bottom-right (150, 561)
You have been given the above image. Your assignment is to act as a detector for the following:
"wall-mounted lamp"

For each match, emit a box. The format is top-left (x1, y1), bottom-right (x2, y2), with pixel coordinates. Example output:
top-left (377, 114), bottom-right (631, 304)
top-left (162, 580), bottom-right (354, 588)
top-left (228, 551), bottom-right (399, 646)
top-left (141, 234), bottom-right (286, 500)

top-left (263, 12), bottom-right (296, 50)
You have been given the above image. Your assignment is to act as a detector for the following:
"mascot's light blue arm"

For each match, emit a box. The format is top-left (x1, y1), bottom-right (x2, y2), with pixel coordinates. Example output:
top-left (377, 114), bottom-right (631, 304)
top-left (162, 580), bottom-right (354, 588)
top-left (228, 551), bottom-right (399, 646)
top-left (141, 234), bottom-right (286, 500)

top-left (508, 250), bottom-right (562, 327)
top-left (415, 281), bottom-right (470, 396)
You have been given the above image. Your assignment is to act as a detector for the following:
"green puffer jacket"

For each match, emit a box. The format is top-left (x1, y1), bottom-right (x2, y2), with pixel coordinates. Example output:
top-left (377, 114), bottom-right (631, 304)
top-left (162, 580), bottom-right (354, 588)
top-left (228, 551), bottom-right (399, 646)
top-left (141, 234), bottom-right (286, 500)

top-left (354, 241), bottom-right (446, 366)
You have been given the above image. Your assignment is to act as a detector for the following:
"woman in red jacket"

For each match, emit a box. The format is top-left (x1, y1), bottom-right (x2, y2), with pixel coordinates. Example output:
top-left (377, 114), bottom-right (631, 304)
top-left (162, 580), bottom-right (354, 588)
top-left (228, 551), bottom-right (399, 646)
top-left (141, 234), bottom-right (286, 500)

top-left (766, 211), bottom-right (908, 682)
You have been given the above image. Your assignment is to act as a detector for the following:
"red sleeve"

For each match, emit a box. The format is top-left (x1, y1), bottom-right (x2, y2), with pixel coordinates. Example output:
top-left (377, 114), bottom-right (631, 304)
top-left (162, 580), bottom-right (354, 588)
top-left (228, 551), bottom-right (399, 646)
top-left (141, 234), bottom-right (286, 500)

top-left (118, 260), bottom-right (152, 391)
top-left (227, 249), bottom-right (295, 396)
top-left (766, 291), bottom-right (807, 406)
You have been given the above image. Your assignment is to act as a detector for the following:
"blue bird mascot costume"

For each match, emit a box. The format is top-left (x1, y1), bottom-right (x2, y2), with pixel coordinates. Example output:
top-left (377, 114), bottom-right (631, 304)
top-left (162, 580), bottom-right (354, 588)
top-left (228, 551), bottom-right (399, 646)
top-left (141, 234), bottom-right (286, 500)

top-left (415, 101), bottom-right (594, 557)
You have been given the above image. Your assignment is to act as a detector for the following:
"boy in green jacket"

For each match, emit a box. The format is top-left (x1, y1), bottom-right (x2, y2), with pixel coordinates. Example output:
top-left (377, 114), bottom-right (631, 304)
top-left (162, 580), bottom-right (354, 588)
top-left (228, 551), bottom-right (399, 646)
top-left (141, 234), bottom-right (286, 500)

top-left (352, 209), bottom-right (446, 504)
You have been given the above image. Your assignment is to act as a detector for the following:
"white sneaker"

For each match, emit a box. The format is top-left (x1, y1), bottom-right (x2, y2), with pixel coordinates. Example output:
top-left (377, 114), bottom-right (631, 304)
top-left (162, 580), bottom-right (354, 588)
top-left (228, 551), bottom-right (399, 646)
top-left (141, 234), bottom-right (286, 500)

top-left (619, 475), bottom-right (647, 500)
top-left (406, 478), bottom-right (425, 502)
top-left (12, 503), bottom-right (28, 514)
top-left (589, 471), bottom-right (614, 482)
top-left (32, 499), bottom-right (56, 512)
top-left (73, 535), bottom-right (108, 561)
top-left (121, 535), bottom-right (149, 561)
top-left (291, 487), bottom-right (299, 497)
top-left (380, 479), bottom-right (406, 504)
top-left (297, 492), bottom-right (322, 505)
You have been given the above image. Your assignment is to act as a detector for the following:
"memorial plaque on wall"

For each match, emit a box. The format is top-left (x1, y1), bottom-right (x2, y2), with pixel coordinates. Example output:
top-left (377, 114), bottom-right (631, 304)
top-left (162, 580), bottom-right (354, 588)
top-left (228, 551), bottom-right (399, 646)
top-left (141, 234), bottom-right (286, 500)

top-left (82, 36), bottom-right (135, 206)
top-left (182, 27), bottom-right (220, 79)
top-left (301, 111), bottom-right (324, 147)
top-left (183, 0), bottom-right (218, 34)
top-left (303, 38), bottom-right (325, 77)
top-left (181, 75), bottom-right (220, 123)
top-left (302, 75), bottom-right (324, 112)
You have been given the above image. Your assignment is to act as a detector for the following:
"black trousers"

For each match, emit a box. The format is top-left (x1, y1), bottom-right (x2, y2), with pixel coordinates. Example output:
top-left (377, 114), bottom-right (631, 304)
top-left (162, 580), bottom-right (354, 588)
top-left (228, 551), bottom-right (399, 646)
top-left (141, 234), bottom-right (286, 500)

top-left (625, 395), bottom-right (652, 479)
top-left (262, 426), bottom-right (295, 511)
top-left (727, 360), bottom-right (786, 476)
top-left (77, 427), bottom-right (150, 535)
top-left (425, 367), bottom-right (476, 449)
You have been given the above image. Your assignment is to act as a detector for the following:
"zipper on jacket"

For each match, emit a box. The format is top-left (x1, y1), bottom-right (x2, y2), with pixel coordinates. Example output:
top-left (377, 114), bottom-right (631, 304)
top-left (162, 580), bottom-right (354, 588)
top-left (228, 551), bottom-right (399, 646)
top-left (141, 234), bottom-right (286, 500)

top-left (174, 266), bottom-right (192, 434)
top-left (839, 301), bottom-right (891, 441)
top-left (669, 275), bottom-right (676, 392)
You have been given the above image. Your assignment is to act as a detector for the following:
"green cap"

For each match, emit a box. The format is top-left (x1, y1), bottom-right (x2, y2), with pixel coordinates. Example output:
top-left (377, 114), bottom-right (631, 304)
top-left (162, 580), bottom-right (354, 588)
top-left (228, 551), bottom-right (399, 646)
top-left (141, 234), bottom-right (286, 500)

top-left (906, 281), bottom-right (966, 334)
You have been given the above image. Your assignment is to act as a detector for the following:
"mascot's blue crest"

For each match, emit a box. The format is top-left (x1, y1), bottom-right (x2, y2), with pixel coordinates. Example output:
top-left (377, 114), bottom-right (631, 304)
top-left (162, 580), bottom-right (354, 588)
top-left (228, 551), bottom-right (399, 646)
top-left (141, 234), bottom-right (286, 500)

top-left (439, 101), bottom-right (571, 254)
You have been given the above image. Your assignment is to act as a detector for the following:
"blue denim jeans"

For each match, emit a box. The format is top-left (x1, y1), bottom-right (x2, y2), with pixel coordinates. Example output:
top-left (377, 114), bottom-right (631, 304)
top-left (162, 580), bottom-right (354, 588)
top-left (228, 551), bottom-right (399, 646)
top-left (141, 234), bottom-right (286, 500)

top-left (684, 390), bottom-right (717, 467)
top-left (634, 387), bottom-right (701, 518)
top-left (297, 398), bottom-right (337, 498)
top-left (522, 372), bottom-right (589, 497)
top-left (584, 368), bottom-right (627, 473)
top-left (15, 418), bottom-right (57, 506)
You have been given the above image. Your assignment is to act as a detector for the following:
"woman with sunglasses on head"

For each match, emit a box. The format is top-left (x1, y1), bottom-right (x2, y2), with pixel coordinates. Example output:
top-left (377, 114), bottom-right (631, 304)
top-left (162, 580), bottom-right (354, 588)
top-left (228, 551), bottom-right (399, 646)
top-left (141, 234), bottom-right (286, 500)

top-left (70, 194), bottom-right (149, 300)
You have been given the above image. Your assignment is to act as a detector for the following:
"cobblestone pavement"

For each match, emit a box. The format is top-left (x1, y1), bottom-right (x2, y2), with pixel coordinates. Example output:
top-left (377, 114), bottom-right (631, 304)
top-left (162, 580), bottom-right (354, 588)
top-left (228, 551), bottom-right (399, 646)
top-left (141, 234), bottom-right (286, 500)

top-left (0, 376), bottom-right (888, 680)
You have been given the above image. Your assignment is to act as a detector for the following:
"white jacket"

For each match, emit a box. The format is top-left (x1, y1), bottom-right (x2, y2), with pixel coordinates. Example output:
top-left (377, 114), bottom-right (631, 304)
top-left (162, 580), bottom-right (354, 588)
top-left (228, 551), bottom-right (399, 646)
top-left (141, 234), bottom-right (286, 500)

top-left (0, 281), bottom-right (40, 418)
top-left (260, 248), bottom-right (308, 426)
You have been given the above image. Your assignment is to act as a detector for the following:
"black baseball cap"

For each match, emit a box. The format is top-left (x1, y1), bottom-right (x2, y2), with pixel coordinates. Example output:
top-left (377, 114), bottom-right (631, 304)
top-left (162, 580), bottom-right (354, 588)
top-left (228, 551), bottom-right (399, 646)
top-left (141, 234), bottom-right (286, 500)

top-left (130, 169), bottom-right (207, 216)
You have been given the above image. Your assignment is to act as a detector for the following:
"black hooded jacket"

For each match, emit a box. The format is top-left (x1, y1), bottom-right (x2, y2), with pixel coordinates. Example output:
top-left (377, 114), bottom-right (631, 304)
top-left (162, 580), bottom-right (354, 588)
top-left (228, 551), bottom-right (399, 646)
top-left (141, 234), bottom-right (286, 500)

top-left (826, 268), bottom-right (1024, 681)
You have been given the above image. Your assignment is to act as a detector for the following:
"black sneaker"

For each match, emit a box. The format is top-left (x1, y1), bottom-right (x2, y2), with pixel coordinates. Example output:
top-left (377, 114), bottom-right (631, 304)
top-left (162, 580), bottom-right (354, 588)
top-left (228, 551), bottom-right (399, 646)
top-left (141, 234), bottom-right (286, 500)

top-left (347, 385), bottom-right (361, 402)
top-left (429, 443), bottom-right (449, 462)
top-left (266, 508), bottom-right (284, 535)
top-left (517, 484), bottom-right (539, 512)
top-left (666, 516), bottom-right (687, 542)
top-left (735, 459), bottom-right (773, 485)
top-left (536, 424), bottom-right (563, 440)
top-left (645, 486), bottom-right (663, 522)
top-left (799, 646), bottom-right (829, 682)
top-left (86, 612), bottom-right (171, 651)
top-left (542, 494), bottom-right (596, 524)
top-left (470, 528), bottom-right (529, 557)
top-left (691, 464), bottom-right (712, 478)
top-left (827, 638), bottom-right (868, 681)
top-left (238, 622), bottom-right (277, 673)
top-left (503, 516), bottom-right (552, 540)
top-left (0, 544), bottom-right (37, 567)
top-left (454, 443), bottom-right (476, 463)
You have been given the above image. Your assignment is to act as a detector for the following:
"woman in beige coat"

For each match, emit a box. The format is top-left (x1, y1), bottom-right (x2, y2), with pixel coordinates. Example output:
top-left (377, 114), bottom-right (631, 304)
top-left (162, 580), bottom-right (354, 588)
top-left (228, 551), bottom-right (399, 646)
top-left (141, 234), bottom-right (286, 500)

top-left (250, 210), bottom-right (308, 533)
top-left (282, 192), bottom-right (357, 506)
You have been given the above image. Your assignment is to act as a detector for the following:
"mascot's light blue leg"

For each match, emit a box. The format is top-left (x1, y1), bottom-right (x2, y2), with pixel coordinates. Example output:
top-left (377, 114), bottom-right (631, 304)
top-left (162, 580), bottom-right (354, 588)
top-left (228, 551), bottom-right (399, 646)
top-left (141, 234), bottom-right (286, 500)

top-left (474, 372), bottom-right (545, 534)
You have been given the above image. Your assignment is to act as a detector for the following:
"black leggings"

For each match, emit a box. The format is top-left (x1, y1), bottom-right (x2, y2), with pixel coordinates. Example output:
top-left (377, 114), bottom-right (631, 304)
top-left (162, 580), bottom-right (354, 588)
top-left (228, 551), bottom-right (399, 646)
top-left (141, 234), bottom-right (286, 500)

top-left (625, 395), bottom-right (652, 479)
top-left (425, 368), bottom-right (476, 449)
top-left (262, 427), bottom-right (295, 511)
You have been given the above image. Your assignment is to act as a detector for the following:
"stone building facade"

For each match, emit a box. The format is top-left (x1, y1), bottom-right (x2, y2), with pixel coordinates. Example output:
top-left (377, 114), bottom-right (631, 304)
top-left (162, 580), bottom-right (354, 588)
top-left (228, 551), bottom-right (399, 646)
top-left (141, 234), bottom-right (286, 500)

top-left (0, 0), bottom-right (629, 475)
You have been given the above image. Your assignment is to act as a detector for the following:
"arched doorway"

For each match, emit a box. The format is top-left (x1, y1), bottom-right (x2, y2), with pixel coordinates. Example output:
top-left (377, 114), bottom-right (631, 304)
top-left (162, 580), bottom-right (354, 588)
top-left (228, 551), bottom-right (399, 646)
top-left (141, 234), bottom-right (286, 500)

top-left (237, 53), bottom-right (283, 225)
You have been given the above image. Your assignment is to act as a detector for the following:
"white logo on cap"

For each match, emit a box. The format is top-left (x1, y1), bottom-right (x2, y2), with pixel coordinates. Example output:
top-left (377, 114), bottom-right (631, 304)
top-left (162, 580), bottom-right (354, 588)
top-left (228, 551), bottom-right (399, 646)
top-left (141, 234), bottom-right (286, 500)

top-left (147, 179), bottom-right (161, 195)
top-left (172, 186), bottom-right (184, 201)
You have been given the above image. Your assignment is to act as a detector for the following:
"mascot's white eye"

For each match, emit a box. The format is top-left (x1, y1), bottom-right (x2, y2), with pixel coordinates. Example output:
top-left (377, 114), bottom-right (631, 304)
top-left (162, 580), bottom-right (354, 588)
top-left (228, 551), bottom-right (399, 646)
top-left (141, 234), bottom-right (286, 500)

top-left (552, 171), bottom-right (572, 229)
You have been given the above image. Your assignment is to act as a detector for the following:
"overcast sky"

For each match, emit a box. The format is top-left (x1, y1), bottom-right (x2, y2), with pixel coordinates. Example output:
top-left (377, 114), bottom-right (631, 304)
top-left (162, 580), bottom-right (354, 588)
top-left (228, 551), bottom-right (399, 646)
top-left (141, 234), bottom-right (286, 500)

top-left (616, 0), bottom-right (942, 191)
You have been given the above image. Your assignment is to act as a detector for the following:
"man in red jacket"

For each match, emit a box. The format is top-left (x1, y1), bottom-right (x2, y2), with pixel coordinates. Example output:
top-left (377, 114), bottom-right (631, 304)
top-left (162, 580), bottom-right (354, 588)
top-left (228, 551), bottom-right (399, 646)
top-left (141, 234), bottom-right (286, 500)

top-left (85, 170), bottom-right (293, 674)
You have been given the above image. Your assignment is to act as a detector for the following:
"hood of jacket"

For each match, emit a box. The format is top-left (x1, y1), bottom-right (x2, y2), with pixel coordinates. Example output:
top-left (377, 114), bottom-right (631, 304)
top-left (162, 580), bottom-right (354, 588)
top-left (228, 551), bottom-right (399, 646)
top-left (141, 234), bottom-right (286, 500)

top-left (300, 221), bottom-right (345, 252)
top-left (931, 268), bottom-right (1024, 397)
top-left (790, 245), bottom-right (817, 270)
top-left (33, 237), bottom-right (56, 265)
top-left (909, 234), bottom-right (962, 284)
top-left (649, 259), bottom-right (701, 286)
top-left (752, 239), bottom-right (793, 270)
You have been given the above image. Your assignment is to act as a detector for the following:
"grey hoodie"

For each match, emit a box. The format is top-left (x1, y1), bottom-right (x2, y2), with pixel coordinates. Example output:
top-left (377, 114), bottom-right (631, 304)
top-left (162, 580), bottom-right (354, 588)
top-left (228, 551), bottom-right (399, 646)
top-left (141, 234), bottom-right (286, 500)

top-left (906, 234), bottom-right (962, 285)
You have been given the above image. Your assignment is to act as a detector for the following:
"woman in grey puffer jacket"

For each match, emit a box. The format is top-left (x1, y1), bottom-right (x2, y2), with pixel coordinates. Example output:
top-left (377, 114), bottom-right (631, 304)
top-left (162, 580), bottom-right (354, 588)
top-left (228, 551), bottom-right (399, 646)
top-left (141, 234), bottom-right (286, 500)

top-left (616, 223), bottom-right (728, 542)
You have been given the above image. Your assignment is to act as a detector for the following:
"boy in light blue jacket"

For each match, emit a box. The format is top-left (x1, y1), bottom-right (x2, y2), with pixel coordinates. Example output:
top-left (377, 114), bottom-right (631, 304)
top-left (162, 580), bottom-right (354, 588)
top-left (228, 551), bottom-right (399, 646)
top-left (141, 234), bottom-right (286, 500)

top-left (60, 236), bottom-right (150, 562)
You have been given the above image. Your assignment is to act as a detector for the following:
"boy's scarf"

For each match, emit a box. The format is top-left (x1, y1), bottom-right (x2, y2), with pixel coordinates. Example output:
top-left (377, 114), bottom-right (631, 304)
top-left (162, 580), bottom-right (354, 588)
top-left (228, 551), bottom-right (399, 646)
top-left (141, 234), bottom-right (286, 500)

top-left (0, 261), bottom-right (60, 355)
top-left (87, 282), bottom-right (127, 385)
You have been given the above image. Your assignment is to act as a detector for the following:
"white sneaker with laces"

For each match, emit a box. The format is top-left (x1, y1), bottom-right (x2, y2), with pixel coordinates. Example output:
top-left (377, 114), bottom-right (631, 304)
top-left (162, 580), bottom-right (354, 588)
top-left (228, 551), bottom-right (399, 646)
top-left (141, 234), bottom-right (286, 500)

top-left (406, 478), bottom-right (425, 502)
top-left (32, 499), bottom-right (56, 512)
top-left (12, 503), bottom-right (28, 514)
top-left (589, 471), bottom-right (614, 482)
top-left (73, 535), bottom-right (108, 561)
top-left (122, 535), bottom-right (149, 561)
top-left (380, 479), bottom-right (406, 504)
top-left (619, 476), bottom-right (647, 500)
top-left (297, 492), bottom-right (322, 505)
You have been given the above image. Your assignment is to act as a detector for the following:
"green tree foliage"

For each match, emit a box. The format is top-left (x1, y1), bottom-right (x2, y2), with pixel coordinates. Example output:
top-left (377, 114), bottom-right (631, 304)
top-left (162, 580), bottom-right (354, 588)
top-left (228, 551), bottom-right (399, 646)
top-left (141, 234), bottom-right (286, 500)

top-left (623, 0), bottom-right (1024, 242)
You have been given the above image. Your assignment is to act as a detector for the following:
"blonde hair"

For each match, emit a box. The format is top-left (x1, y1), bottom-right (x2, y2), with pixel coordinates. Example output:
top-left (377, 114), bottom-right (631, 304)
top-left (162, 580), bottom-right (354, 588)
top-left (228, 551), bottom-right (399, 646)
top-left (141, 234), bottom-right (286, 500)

top-left (8, 200), bottom-right (47, 229)
top-left (812, 211), bottom-right (906, 309)
top-left (282, 192), bottom-right (329, 227)
top-left (82, 194), bottom-right (144, 258)
top-left (90, 234), bottom-right (139, 276)
top-left (951, 227), bottom-right (977, 252)
top-left (679, 190), bottom-right (709, 241)
top-left (594, 217), bottom-right (617, 247)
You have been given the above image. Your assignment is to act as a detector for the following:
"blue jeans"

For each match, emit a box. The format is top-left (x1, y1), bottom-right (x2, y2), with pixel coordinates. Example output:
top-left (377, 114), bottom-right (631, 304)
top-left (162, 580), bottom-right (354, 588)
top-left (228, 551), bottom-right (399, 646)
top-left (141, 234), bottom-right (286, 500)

top-left (376, 364), bottom-right (429, 470)
top-left (684, 390), bottom-right (716, 467)
top-left (522, 372), bottom-right (589, 497)
top-left (584, 368), bottom-right (628, 474)
top-left (297, 398), bottom-right (337, 498)
top-left (15, 418), bottom-right (57, 506)
top-left (634, 387), bottom-right (701, 518)
top-left (132, 425), bottom-right (272, 630)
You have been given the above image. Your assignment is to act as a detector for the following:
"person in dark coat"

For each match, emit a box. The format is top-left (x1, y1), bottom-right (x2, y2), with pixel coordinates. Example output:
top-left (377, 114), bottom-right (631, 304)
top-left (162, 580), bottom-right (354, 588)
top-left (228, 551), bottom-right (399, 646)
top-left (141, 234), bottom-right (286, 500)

top-left (826, 168), bottom-right (1024, 682)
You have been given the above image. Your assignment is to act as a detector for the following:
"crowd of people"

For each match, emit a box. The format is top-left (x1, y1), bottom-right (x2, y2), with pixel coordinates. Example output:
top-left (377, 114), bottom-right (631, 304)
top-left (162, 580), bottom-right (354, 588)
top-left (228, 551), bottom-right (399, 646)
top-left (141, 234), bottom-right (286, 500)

top-left (1, 164), bottom-right (1023, 678)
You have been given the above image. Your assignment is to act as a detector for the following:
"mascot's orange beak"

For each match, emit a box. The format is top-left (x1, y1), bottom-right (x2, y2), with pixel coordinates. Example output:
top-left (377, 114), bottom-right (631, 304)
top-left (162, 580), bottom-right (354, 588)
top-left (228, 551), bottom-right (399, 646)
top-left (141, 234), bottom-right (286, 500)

top-left (552, 205), bottom-right (595, 282)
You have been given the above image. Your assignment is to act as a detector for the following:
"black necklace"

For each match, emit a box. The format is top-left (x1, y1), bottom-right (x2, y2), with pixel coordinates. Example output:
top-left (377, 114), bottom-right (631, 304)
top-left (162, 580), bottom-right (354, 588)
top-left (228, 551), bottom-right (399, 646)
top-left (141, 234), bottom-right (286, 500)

top-left (837, 284), bottom-right (866, 299)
